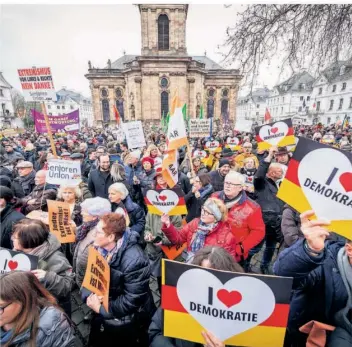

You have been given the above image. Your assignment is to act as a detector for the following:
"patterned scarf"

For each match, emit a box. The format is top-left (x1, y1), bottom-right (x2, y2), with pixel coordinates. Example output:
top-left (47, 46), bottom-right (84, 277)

top-left (76, 218), bottom-right (99, 242)
top-left (190, 221), bottom-right (218, 254)
top-left (96, 233), bottom-right (125, 264)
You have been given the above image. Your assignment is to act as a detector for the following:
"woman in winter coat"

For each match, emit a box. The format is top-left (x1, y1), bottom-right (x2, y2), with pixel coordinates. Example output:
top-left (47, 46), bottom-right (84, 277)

top-left (0, 271), bottom-right (75, 347)
top-left (82, 213), bottom-right (155, 347)
top-left (108, 183), bottom-right (146, 237)
top-left (136, 156), bottom-right (156, 190)
top-left (57, 185), bottom-right (83, 227)
top-left (161, 198), bottom-right (238, 262)
top-left (281, 205), bottom-right (303, 248)
top-left (185, 173), bottom-right (214, 223)
top-left (274, 210), bottom-right (352, 347)
top-left (148, 246), bottom-right (244, 347)
top-left (11, 219), bottom-right (74, 317)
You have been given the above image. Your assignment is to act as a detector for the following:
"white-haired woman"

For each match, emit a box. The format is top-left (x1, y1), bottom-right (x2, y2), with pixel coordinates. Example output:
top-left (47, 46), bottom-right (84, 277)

top-left (73, 197), bottom-right (112, 288)
top-left (108, 182), bottom-right (146, 237)
top-left (57, 184), bottom-right (83, 227)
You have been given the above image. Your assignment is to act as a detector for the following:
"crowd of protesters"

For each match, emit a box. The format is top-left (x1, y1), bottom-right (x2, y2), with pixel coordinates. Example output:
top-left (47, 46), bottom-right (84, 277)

top-left (0, 121), bottom-right (351, 347)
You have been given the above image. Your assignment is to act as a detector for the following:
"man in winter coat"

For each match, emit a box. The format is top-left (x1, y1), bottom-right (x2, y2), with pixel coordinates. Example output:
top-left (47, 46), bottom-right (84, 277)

top-left (17, 170), bottom-right (57, 215)
top-left (11, 161), bottom-right (36, 198)
top-left (212, 171), bottom-right (265, 264)
top-left (209, 159), bottom-right (231, 192)
top-left (3, 143), bottom-right (24, 163)
top-left (125, 150), bottom-right (143, 186)
top-left (88, 154), bottom-right (114, 199)
top-left (274, 210), bottom-right (352, 347)
top-left (0, 186), bottom-right (25, 249)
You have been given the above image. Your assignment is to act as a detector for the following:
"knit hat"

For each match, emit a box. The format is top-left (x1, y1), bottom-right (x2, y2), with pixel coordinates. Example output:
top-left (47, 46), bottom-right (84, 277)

top-left (0, 186), bottom-right (14, 203)
top-left (0, 176), bottom-right (12, 188)
top-left (141, 156), bottom-right (154, 167)
top-left (221, 148), bottom-right (234, 158)
top-left (219, 159), bottom-right (230, 168)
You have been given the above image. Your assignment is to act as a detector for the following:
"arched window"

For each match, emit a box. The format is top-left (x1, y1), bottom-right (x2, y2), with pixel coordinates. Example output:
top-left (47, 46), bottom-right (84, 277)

top-left (101, 88), bottom-right (108, 98)
top-left (116, 99), bottom-right (125, 121)
top-left (102, 99), bottom-right (110, 122)
top-left (158, 14), bottom-right (169, 50)
top-left (207, 99), bottom-right (214, 118)
top-left (221, 99), bottom-right (229, 121)
top-left (161, 91), bottom-right (169, 117)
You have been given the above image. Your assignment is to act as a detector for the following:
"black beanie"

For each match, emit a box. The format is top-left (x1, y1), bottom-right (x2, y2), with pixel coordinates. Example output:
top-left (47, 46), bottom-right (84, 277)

top-left (0, 176), bottom-right (12, 189)
top-left (0, 186), bottom-right (14, 203)
top-left (219, 159), bottom-right (230, 168)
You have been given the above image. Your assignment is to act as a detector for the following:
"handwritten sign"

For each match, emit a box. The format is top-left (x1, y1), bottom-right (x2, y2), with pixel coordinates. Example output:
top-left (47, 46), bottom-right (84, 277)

top-left (0, 248), bottom-right (38, 274)
top-left (122, 121), bottom-right (146, 149)
top-left (82, 247), bottom-right (110, 312)
top-left (46, 159), bottom-right (81, 186)
top-left (161, 243), bottom-right (187, 260)
top-left (48, 200), bottom-right (75, 243)
top-left (189, 119), bottom-right (211, 138)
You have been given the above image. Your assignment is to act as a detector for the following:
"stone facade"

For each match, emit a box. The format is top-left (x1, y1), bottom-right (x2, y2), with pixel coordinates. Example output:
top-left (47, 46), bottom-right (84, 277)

top-left (85, 4), bottom-right (242, 126)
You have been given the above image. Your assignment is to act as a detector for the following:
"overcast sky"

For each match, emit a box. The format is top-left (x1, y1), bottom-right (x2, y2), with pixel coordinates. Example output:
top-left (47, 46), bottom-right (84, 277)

top-left (1, 4), bottom-right (287, 97)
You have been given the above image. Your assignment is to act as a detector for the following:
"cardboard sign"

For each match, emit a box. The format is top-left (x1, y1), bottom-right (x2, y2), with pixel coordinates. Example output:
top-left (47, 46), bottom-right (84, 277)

top-left (161, 243), bottom-right (187, 260)
top-left (226, 137), bottom-right (240, 151)
top-left (277, 137), bottom-right (352, 240)
top-left (234, 119), bottom-right (253, 133)
top-left (255, 119), bottom-right (295, 151)
top-left (122, 121), bottom-right (146, 149)
top-left (193, 149), bottom-right (207, 159)
top-left (18, 67), bottom-right (57, 102)
top-left (0, 128), bottom-right (25, 137)
top-left (48, 200), bottom-right (75, 243)
top-left (0, 248), bottom-right (38, 274)
top-left (205, 140), bottom-right (220, 153)
top-left (189, 119), bottom-right (211, 138)
top-left (144, 186), bottom-right (187, 216)
top-left (82, 247), bottom-right (110, 312)
top-left (46, 159), bottom-right (81, 186)
top-left (162, 260), bottom-right (292, 346)
top-left (26, 210), bottom-right (49, 225)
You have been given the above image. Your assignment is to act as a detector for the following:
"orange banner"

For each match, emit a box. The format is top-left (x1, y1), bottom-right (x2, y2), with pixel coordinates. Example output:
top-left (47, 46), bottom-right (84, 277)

top-left (47, 200), bottom-right (75, 243)
top-left (82, 247), bottom-right (110, 312)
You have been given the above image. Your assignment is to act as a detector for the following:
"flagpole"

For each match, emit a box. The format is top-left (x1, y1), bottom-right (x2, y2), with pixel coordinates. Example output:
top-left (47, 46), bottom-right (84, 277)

top-left (41, 102), bottom-right (57, 158)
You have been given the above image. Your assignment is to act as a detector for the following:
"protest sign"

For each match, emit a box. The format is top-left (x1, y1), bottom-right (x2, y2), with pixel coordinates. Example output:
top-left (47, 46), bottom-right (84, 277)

top-left (0, 248), bottom-right (38, 274)
top-left (162, 260), bottom-right (292, 347)
top-left (18, 67), bottom-right (57, 102)
top-left (235, 119), bottom-right (253, 133)
top-left (193, 149), bottom-right (207, 159)
top-left (32, 109), bottom-right (80, 134)
top-left (277, 137), bottom-right (352, 240)
top-left (48, 200), bottom-right (75, 243)
top-left (205, 140), bottom-right (221, 153)
top-left (82, 247), bottom-right (110, 312)
top-left (122, 121), bottom-right (146, 149)
top-left (226, 137), bottom-right (240, 151)
top-left (46, 159), bottom-right (81, 186)
top-left (255, 119), bottom-right (295, 151)
top-left (161, 243), bottom-right (187, 260)
top-left (26, 210), bottom-right (49, 224)
top-left (144, 186), bottom-right (187, 216)
top-left (189, 119), bottom-right (211, 138)
top-left (0, 128), bottom-right (25, 137)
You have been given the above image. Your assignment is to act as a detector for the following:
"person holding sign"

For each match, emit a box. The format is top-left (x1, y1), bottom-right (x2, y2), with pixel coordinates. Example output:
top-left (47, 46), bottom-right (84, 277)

top-left (11, 219), bottom-right (74, 316)
top-left (161, 198), bottom-right (238, 262)
top-left (82, 213), bottom-right (155, 347)
top-left (234, 143), bottom-right (259, 169)
top-left (0, 271), bottom-right (75, 347)
top-left (274, 210), bottom-right (352, 346)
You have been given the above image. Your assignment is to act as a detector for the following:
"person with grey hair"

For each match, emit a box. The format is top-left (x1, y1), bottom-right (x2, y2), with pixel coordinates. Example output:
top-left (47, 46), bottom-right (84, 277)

top-left (125, 150), bottom-right (143, 186)
top-left (11, 161), bottom-right (36, 198)
top-left (73, 197), bottom-right (111, 288)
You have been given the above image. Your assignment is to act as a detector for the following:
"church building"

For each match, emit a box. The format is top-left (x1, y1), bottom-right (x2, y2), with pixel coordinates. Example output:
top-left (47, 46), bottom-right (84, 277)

top-left (85, 4), bottom-right (242, 126)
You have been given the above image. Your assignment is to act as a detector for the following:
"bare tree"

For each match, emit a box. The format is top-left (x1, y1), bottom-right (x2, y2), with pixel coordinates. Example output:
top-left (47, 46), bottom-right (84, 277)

top-left (10, 88), bottom-right (26, 116)
top-left (222, 4), bottom-right (352, 86)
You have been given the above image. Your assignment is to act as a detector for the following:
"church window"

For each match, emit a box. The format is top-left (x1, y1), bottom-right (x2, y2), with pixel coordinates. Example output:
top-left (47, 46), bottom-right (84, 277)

top-left (208, 89), bottom-right (215, 97)
top-left (222, 89), bottom-right (229, 97)
top-left (158, 15), bottom-right (169, 50)
top-left (160, 77), bottom-right (169, 88)
top-left (102, 99), bottom-right (110, 122)
top-left (116, 99), bottom-right (125, 121)
top-left (207, 99), bottom-right (214, 118)
top-left (221, 99), bottom-right (229, 120)
top-left (161, 91), bottom-right (169, 117)
top-left (101, 88), bottom-right (108, 98)
top-left (116, 88), bottom-right (123, 98)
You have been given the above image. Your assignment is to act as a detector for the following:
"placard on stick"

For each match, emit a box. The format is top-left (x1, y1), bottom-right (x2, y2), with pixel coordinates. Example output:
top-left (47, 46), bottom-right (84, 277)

top-left (162, 260), bottom-right (292, 347)
top-left (48, 200), bottom-right (75, 243)
top-left (0, 248), bottom-right (38, 274)
top-left (122, 121), bottom-right (146, 149)
top-left (82, 247), bottom-right (110, 312)
top-left (46, 159), bottom-right (81, 186)
top-left (189, 119), bottom-right (211, 138)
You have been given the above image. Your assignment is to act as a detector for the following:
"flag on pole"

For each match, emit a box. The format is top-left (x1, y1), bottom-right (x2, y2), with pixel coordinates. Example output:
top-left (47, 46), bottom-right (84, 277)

top-left (342, 114), bottom-right (349, 129)
top-left (264, 108), bottom-right (272, 123)
top-left (161, 149), bottom-right (179, 188)
top-left (199, 105), bottom-right (204, 119)
top-left (113, 105), bottom-right (121, 126)
top-left (209, 118), bottom-right (213, 137)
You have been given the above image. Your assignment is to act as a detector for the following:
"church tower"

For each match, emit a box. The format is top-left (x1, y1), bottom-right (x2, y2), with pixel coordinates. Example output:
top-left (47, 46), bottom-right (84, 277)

top-left (138, 4), bottom-right (188, 56)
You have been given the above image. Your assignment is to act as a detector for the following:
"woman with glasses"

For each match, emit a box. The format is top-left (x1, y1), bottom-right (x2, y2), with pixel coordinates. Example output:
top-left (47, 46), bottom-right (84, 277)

top-left (185, 173), bottom-right (214, 223)
top-left (160, 197), bottom-right (238, 262)
top-left (0, 271), bottom-right (75, 347)
top-left (82, 213), bottom-right (155, 347)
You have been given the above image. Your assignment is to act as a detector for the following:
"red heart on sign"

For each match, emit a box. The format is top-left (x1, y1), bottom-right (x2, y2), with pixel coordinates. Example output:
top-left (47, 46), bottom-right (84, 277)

top-left (339, 172), bottom-right (352, 192)
top-left (271, 127), bottom-right (278, 134)
top-left (211, 142), bottom-right (216, 147)
top-left (8, 260), bottom-right (18, 270)
top-left (159, 195), bottom-right (167, 201)
top-left (217, 289), bottom-right (242, 308)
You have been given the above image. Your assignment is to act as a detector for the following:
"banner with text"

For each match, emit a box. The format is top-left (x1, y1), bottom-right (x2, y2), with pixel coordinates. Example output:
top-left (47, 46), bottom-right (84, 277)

top-left (122, 121), bottom-right (146, 149)
top-left (189, 119), bottom-right (211, 138)
top-left (46, 159), bottom-right (81, 186)
top-left (0, 248), bottom-right (38, 274)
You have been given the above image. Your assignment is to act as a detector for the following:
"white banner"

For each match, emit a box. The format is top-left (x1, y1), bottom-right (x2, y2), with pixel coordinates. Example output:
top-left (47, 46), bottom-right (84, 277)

top-left (235, 119), bottom-right (253, 133)
top-left (18, 67), bottom-right (57, 102)
top-left (189, 119), bottom-right (211, 138)
top-left (122, 121), bottom-right (146, 149)
top-left (46, 159), bottom-right (81, 186)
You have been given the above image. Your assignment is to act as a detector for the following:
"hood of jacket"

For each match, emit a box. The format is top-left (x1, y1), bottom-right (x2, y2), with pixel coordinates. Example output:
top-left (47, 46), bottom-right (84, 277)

top-left (29, 233), bottom-right (61, 261)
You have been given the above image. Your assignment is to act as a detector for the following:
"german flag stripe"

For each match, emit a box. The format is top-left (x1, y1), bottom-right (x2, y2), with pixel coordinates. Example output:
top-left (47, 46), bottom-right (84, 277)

top-left (146, 204), bottom-right (187, 216)
top-left (284, 158), bottom-right (300, 187)
top-left (144, 197), bottom-right (186, 206)
top-left (163, 260), bottom-right (292, 304)
top-left (161, 285), bottom-right (290, 327)
top-left (163, 310), bottom-right (287, 347)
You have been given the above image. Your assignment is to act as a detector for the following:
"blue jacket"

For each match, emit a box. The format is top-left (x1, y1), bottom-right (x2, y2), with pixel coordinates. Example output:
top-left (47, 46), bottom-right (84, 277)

top-left (123, 195), bottom-right (146, 237)
top-left (125, 162), bottom-right (143, 186)
top-left (273, 239), bottom-right (348, 339)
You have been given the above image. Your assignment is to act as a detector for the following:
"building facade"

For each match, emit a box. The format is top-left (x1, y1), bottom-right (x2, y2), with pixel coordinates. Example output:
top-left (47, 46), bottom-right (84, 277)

top-left (45, 88), bottom-right (93, 126)
top-left (0, 72), bottom-right (15, 128)
top-left (85, 4), bottom-right (242, 126)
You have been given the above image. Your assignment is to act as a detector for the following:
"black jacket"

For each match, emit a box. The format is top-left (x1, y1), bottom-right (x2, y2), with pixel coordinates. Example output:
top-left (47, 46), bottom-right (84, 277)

top-left (177, 172), bottom-right (192, 195)
top-left (24, 150), bottom-right (37, 165)
top-left (11, 172), bottom-right (36, 198)
top-left (209, 170), bottom-right (225, 193)
top-left (185, 184), bottom-right (214, 223)
top-left (123, 195), bottom-right (146, 237)
top-left (0, 204), bottom-right (25, 249)
top-left (88, 169), bottom-right (114, 199)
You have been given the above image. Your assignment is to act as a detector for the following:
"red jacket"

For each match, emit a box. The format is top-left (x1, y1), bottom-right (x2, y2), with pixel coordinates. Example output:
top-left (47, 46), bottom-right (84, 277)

top-left (211, 191), bottom-right (265, 260)
top-left (161, 218), bottom-right (238, 261)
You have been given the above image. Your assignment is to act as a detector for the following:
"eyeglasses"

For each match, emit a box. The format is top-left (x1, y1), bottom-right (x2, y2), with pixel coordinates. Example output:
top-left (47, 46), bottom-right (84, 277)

top-left (224, 181), bottom-right (242, 187)
top-left (0, 302), bottom-right (12, 314)
top-left (201, 207), bottom-right (214, 217)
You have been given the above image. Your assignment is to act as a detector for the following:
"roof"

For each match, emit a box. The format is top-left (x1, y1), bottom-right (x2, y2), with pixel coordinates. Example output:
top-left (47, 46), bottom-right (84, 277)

top-left (320, 60), bottom-right (352, 84)
top-left (274, 71), bottom-right (315, 94)
top-left (56, 88), bottom-right (91, 104)
top-left (191, 56), bottom-right (223, 70)
top-left (0, 72), bottom-right (12, 89)
top-left (109, 55), bottom-right (138, 69)
top-left (238, 87), bottom-right (271, 104)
